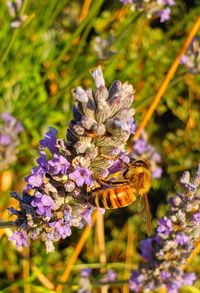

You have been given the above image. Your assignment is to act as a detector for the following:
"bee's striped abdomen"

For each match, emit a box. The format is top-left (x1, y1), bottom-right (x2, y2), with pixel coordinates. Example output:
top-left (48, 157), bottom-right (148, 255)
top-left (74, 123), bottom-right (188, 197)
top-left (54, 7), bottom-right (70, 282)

top-left (89, 185), bottom-right (136, 209)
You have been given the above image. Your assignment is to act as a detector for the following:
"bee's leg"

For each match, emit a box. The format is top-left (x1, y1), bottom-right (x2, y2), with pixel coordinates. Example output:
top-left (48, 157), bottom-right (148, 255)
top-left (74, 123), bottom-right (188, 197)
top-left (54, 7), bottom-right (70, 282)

top-left (93, 174), bottom-right (128, 186)
top-left (100, 154), bottom-right (130, 168)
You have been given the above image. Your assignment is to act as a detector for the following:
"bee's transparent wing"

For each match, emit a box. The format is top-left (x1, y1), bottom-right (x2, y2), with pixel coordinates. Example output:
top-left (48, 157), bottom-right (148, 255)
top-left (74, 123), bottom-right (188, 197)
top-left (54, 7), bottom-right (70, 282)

top-left (137, 194), bottom-right (152, 236)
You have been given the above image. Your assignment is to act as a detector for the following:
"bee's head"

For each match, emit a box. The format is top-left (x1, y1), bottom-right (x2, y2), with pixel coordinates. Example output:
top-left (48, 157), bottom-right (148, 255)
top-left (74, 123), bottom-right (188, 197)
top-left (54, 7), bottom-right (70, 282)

top-left (123, 159), bottom-right (151, 180)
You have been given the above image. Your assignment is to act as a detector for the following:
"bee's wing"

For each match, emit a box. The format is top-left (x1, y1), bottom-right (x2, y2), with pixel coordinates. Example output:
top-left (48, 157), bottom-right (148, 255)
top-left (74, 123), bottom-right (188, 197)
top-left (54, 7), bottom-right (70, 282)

top-left (137, 194), bottom-right (152, 236)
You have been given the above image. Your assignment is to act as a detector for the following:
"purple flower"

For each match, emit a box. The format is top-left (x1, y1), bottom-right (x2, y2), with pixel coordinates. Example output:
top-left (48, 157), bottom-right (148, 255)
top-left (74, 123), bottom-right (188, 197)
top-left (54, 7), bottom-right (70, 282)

top-left (152, 166), bottom-right (163, 178)
top-left (160, 271), bottom-right (171, 280)
top-left (140, 238), bottom-right (154, 261)
top-left (80, 269), bottom-right (92, 278)
top-left (9, 231), bottom-right (28, 248)
top-left (69, 167), bottom-right (92, 187)
top-left (183, 273), bottom-right (196, 285)
top-left (133, 139), bottom-right (149, 154)
top-left (26, 166), bottom-right (45, 188)
top-left (49, 220), bottom-right (71, 239)
top-left (157, 217), bottom-right (173, 236)
top-left (130, 270), bottom-right (143, 292)
top-left (101, 269), bottom-right (117, 282)
top-left (176, 232), bottom-right (189, 245)
top-left (159, 7), bottom-right (171, 22)
top-left (31, 191), bottom-right (55, 218)
top-left (40, 127), bottom-right (58, 154)
top-left (81, 209), bottom-right (93, 226)
top-left (193, 212), bottom-right (200, 222)
top-left (47, 154), bottom-right (70, 175)
top-left (0, 134), bottom-right (11, 145)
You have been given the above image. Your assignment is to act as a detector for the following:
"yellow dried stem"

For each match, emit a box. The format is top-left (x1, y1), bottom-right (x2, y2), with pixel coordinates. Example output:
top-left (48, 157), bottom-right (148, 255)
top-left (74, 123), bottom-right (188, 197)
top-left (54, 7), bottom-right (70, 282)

top-left (22, 247), bottom-right (31, 293)
top-left (56, 210), bottom-right (98, 292)
top-left (79, 0), bottom-right (92, 22)
top-left (134, 16), bottom-right (200, 140)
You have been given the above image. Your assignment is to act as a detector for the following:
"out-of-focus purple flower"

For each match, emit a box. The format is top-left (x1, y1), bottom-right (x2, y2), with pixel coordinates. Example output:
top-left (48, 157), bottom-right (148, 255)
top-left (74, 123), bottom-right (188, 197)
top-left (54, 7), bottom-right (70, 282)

top-left (180, 37), bottom-right (200, 74)
top-left (159, 7), bottom-right (171, 22)
top-left (101, 269), bottom-right (117, 282)
top-left (9, 231), bottom-right (28, 248)
top-left (120, 0), bottom-right (176, 23)
top-left (69, 167), bottom-right (92, 187)
top-left (183, 273), bottom-right (196, 285)
top-left (131, 131), bottom-right (162, 179)
top-left (130, 165), bottom-right (200, 292)
top-left (0, 112), bottom-right (23, 170)
top-left (80, 268), bottom-right (92, 278)
top-left (31, 192), bottom-right (55, 218)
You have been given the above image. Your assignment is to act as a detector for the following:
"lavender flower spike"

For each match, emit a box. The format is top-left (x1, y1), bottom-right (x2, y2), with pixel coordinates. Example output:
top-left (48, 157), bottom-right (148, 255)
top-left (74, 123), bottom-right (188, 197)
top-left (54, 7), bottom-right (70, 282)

top-left (130, 165), bottom-right (200, 293)
top-left (9, 66), bottom-right (136, 252)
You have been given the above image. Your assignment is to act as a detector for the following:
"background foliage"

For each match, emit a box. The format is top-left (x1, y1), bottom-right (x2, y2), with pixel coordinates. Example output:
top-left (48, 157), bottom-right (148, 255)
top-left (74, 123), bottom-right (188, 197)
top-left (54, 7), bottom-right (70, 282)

top-left (0, 0), bottom-right (200, 292)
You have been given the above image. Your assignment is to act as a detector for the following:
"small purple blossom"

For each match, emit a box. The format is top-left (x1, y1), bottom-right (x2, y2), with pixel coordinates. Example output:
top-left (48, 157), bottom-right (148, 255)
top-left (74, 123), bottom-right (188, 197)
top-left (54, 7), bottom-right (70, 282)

top-left (176, 232), bottom-right (189, 245)
top-left (40, 127), bottom-right (58, 154)
top-left (9, 231), bottom-right (28, 248)
top-left (80, 269), bottom-right (92, 278)
top-left (180, 37), bottom-right (200, 74)
top-left (159, 7), bottom-right (171, 22)
top-left (31, 192), bottom-right (55, 218)
top-left (193, 212), bottom-right (200, 222)
top-left (47, 154), bottom-right (70, 175)
top-left (131, 131), bottom-right (162, 179)
top-left (157, 217), bottom-right (173, 236)
top-left (69, 167), bottom-right (92, 187)
top-left (49, 220), bottom-right (71, 238)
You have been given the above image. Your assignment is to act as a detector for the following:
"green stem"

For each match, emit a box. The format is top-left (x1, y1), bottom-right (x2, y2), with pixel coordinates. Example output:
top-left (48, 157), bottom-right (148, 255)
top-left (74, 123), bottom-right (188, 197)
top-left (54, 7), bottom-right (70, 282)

top-left (0, 221), bottom-right (16, 228)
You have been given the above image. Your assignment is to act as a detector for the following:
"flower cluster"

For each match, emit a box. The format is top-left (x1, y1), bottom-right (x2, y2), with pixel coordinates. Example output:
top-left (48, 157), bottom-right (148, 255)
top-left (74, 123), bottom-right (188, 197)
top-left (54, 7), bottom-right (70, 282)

top-left (130, 165), bottom-right (200, 292)
top-left (180, 37), bottom-right (200, 74)
top-left (0, 112), bottom-right (23, 171)
top-left (9, 67), bottom-right (136, 252)
top-left (120, 0), bottom-right (176, 23)
top-left (131, 131), bottom-right (162, 178)
top-left (6, 0), bottom-right (27, 28)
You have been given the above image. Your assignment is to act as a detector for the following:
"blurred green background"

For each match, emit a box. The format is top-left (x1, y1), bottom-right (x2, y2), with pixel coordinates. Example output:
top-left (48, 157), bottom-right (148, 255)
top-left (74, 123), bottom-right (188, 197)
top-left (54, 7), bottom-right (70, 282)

top-left (0, 0), bottom-right (200, 292)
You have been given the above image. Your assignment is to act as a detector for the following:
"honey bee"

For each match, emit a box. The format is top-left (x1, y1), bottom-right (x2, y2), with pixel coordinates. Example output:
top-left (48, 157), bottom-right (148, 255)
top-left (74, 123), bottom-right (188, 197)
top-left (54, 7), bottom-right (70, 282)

top-left (88, 159), bottom-right (152, 235)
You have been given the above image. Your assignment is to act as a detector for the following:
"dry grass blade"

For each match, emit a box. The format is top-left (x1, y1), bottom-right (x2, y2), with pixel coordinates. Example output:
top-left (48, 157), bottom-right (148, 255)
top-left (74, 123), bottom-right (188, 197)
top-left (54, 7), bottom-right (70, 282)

top-left (4, 228), bottom-right (55, 290)
top-left (134, 16), bottom-right (200, 140)
top-left (32, 265), bottom-right (55, 290)
top-left (79, 0), bottom-right (92, 22)
top-left (55, 210), bottom-right (98, 292)
top-left (22, 247), bottom-right (30, 293)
